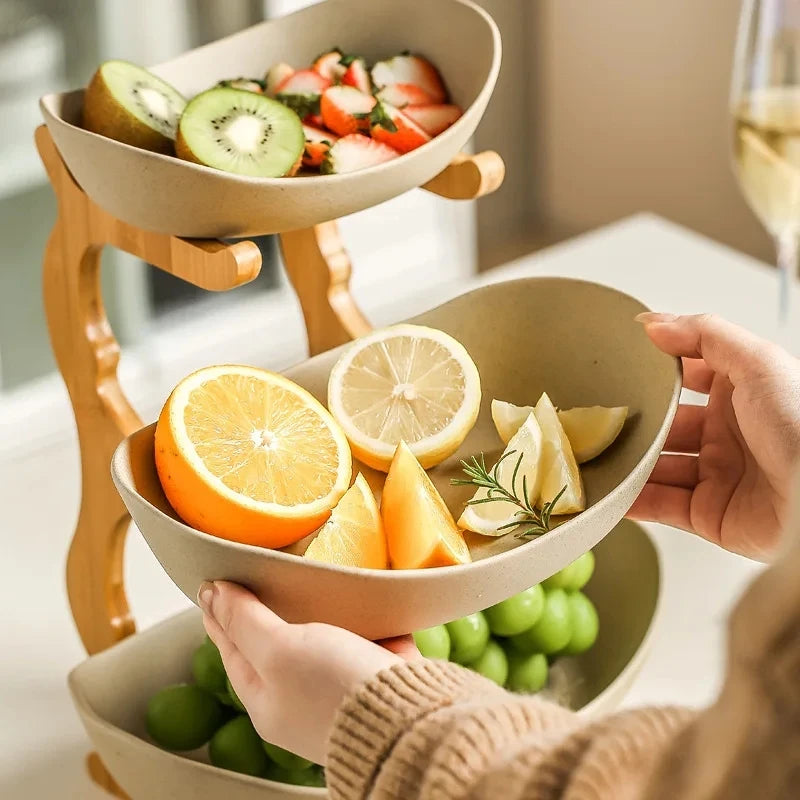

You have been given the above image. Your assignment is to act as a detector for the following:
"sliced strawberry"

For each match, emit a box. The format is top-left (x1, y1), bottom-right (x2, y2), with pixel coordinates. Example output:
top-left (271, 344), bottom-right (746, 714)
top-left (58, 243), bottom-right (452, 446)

top-left (371, 54), bottom-right (447, 104)
top-left (375, 83), bottom-right (435, 108)
top-left (313, 49), bottom-right (347, 83)
top-left (217, 77), bottom-right (265, 93)
top-left (403, 104), bottom-right (462, 136)
top-left (264, 62), bottom-right (294, 96)
top-left (302, 124), bottom-right (338, 168)
top-left (304, 113), bottom-right (326, 128)
top-left (342, 57), bottom-right (372, 94)
top-left (276, 69), bottom-right (332, 118)
top-left (370, 102), bottom-right (431, 154)
top-left (320, 85), bottom-right (376, 137)
top-left (321, 134), bottom-right (399, 174)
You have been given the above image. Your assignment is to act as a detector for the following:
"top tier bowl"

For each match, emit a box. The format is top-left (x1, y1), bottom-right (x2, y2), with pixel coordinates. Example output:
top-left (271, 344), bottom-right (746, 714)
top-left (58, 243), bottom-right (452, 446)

top-left (39, 0), bottom-right (501, 238)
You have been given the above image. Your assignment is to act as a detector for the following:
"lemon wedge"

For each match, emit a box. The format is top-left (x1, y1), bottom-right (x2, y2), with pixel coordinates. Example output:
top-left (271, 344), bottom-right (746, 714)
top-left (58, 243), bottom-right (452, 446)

top-left (492, 399), bottom-right (628, 464)
top-left (458, 412), bottom-right (544, 537)
top-left (491, 399), bottom-right (535, 445)
top-left (557, 406), bottom-right (628, 463)
top-left (535, 392), bottom-right (585, 514)
top-left (327, 324), bottom-right (481, 472)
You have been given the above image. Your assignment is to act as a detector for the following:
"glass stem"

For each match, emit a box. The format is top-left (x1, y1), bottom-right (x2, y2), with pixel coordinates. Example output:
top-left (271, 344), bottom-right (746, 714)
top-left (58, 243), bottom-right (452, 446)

top-left (776, 233), bottom-right (799, 351)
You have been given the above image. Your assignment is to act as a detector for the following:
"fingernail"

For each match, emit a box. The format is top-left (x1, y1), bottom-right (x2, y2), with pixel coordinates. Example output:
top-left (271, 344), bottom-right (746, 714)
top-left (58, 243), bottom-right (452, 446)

top-left (635, 312), bottom-right (678, 324)
top-left (197, 581), bottom-right (216, 614)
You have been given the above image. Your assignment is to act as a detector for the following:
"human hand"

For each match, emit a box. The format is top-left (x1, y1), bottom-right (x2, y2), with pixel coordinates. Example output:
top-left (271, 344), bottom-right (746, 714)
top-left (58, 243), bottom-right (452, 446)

top-left (198, 580), bottom-right (419, 765)
top-left (627, 313), bottom-right (800, 559)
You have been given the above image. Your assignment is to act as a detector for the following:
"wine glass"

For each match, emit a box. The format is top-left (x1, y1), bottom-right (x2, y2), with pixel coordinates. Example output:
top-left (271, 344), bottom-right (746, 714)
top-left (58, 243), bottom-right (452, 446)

top-left (731, 0), bottom-right (800, 347)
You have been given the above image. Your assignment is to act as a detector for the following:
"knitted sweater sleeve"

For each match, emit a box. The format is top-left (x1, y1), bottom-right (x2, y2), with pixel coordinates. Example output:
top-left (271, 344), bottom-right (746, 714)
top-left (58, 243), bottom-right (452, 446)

top-left (325, 659), bottom-right (693, 800)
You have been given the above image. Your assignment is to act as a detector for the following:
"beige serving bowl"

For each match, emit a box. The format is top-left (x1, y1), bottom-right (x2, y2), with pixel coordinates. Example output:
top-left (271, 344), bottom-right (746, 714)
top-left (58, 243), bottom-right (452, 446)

top-left (68, 519), bottom-right (661, 800)
top-left (112, 277), bottom-right (681, 640)
top-left (39, 0), bottom-right (501, 238)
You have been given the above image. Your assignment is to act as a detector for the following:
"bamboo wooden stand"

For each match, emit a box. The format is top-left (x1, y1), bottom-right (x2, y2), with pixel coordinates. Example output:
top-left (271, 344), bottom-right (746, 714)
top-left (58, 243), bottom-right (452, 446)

top-left (36, 123), bottom-right (504, 798)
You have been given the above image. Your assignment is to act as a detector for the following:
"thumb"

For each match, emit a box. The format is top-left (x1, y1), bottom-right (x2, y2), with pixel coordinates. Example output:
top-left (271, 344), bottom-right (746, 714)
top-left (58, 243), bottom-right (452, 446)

top-left (198, 580), bottom-right (286, 668)
top-left (636, 312), bottom-right (785, 384)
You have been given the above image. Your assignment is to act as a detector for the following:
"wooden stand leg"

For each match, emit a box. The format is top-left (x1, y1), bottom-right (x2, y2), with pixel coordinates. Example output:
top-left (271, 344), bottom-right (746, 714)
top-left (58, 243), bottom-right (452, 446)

top-left (279, 150), bottom-right (507, 356)
top-left (279, 221), bottom-right (371, 356)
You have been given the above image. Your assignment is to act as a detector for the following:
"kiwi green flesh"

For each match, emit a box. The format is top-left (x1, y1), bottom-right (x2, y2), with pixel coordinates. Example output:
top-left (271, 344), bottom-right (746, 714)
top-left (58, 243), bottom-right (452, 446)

top-left (177, 88), bottom-right (305, 178)
top-left (83, 60), bottom-right (186, 154)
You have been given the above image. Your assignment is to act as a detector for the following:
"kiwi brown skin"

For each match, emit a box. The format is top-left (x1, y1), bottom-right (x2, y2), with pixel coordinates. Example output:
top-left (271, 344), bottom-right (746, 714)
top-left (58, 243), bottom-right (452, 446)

top-left (82, 67), bottom-right (175, 155)
top-left (174, 129), bottom-right (202, 165)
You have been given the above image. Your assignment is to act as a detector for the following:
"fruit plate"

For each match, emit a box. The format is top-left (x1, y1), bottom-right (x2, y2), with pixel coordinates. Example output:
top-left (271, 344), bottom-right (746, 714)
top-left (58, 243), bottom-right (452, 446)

top-left (68, 520), bottom-right (660, 800)
top-left (112, 277), bottom-right (681, 640)
top-left (38, 0), bottom-right (501, 238)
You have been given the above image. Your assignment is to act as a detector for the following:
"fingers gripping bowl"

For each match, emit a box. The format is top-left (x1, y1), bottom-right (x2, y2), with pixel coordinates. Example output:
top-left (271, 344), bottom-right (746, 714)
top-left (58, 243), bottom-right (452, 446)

top-left (112, 278), bottom-right (681, 640)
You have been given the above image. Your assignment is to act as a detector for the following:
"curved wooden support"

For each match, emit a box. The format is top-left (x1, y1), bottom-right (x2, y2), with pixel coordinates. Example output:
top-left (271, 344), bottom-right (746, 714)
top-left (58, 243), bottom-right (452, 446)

top-left (422, 150), bottom-right (506, 200)
top-left (279, 221), bottom-right (371, 356)
top-left (35, 125), bottom-right (263, 655)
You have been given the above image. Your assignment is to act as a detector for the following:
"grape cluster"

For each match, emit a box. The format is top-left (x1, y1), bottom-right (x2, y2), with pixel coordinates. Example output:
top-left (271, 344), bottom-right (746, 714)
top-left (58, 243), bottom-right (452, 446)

top-left (144, 637), bottom-right (325, 787)
top-left (413, 551), bottom-right (598, 693)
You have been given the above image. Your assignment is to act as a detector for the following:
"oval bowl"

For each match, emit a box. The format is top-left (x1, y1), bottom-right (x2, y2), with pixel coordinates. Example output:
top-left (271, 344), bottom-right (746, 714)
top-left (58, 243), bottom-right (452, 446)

top-left (112, 277), bottom-right (680, 640)
top-left (39, 0), bottom-right (501, 238)
top-left (68, 519), bottom-right (661, 800)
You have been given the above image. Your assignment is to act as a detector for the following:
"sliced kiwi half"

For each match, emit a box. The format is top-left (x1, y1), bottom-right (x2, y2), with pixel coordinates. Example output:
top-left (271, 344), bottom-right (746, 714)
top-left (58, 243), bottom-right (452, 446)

top-left (82, 60), bottom-right (186, 154)
top-left (176, 87), bottom-right (305, 178)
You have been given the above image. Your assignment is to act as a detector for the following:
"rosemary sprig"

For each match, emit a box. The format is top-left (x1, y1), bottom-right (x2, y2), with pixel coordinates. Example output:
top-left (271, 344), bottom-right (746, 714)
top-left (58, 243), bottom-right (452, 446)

top-left (451, 451), bottom-right (567, 538)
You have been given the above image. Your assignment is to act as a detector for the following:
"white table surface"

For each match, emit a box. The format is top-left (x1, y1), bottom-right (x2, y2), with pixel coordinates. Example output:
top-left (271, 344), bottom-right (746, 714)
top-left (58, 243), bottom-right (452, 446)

top-left (0, 213), bottom-right (781, 799)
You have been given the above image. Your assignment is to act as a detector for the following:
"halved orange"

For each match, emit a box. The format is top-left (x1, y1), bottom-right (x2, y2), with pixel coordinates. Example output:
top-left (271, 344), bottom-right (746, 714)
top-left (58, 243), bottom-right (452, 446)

top-left (381, 441), bottom-right (471, 569)
top-left (154, 365), bottom-right (352, 548)
top-left (304, 473), bottom-right (387, 568)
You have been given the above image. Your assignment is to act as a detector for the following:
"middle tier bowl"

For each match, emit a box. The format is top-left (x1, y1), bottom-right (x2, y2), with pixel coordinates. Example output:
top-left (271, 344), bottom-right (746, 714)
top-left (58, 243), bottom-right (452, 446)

top-left (112, 277), bottom-right (681, 640)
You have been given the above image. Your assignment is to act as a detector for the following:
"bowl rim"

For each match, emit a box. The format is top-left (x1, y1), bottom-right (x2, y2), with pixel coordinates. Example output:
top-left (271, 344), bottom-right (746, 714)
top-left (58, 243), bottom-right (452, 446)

top-left (39, 0), bottom-right (502, 188)
top-left (112, 276), bottom-right (683, 580)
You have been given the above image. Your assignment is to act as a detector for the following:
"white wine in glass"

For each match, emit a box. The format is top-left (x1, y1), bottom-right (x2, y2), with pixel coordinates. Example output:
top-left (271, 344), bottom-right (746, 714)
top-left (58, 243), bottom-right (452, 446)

top-left (732, 0), bottom-right (800, 340)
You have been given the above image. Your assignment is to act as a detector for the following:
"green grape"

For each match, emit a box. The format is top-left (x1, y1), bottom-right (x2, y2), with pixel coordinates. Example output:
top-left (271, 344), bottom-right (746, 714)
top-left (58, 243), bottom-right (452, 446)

top-left (446, 612), bottom-right (490, 664)
top-left (263, 741), bottom-right (314, 771)
top-left (562, 551), bottom-right (595, 591)
top-left (505, 651), bottom-right (548, 693)
top-left (191, 639), bottom-right (227, 696)
top-left (225, 675), bottom-right (247, 713)
top-left (483, 585), bottom-right (545, 637)
top-left (467, 639), bottom-right (509, 686)
top-left (560, 591), bottom-right (599, 655)
top-left (209, 716), bottom-right (269, 776)
top-left (412, 625), bottom-right (451, 660)
top-left (508, 588), bottom-right (571, 655)
top-left (265, 763), bottom-right (326, 787)
top-left (146, 684), bottom-right (224, 751)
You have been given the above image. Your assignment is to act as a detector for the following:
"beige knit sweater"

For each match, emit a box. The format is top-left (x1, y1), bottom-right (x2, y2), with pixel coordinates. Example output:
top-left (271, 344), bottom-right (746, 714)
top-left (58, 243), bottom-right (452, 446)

top-left (326, 531), bottom-right (800, 799)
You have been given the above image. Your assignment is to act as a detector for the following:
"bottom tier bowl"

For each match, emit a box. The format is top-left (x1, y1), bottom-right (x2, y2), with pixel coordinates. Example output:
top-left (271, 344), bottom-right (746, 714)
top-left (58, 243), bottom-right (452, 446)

top-left (68, 519), bottom-right (660, 799)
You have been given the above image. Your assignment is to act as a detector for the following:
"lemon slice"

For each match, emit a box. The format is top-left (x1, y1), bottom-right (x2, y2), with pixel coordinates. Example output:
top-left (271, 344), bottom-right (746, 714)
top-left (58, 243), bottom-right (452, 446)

top-left (458, 412), bottom-right (544, 537)
top-left (492, 399), bottom-right (628, 464)
top-left (535, 392), bottom-right (585, 514)
top-left (154, 365), bottom-right (352, 548)
top-left (304, 473), bottom-right (387, 568)
top-left (327, 324), bottom-right (481, 472)
top-left (491, 399), bottom-right (535, 445)
top-left (557, 405), bottom-right (628, 463)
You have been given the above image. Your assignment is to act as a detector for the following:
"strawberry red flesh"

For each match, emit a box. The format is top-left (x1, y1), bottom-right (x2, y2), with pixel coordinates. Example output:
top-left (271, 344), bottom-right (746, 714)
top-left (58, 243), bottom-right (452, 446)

top-left (342, 58), bottom-right (372, 94)
top-left (371, 54), bottom-right (447, 104)
top-left (403, 104), bottom-right (462, 136)
top-left (321, 134), bottom-right (399, 174)
top-left (370, 102), bottom-right (431, 154)
top-left (320, 85), bottom-right (376, 137)
top-left (276, 69), bottom-right (332, 118)
top-left (375, 83), bottom-right (435, 108)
